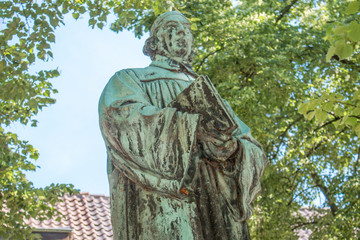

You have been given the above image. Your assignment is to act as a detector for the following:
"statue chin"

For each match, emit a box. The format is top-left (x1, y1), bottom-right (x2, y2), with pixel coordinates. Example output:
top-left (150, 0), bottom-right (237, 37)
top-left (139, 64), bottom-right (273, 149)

top-left (166, 49), bottom-right (190, 63)
top-left (158, 41), bottom-right (188, 61)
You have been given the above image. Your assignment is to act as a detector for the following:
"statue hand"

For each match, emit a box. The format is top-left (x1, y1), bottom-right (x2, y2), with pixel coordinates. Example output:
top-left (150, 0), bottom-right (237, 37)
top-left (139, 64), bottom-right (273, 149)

top-left (196, 116), bottom-right (238, 161)
top-left (200, 137), bottom-right (238, 162)
top-left (197, 121), bottom-right (232, 143)
top-left (197, 125), bottom-right (238, 162)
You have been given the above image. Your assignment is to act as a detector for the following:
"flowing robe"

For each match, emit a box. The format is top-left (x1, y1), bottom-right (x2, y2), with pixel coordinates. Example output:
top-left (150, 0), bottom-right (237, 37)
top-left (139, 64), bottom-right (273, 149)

top-left (99, 59), bottom-right (268, 240)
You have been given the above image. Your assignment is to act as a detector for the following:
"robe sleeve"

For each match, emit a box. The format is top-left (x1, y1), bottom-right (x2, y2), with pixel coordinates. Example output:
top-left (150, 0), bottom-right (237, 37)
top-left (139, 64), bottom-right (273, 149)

top-left (222, 100), bottom-right (269, 221)
top-left (99, 69), bottom-right (200, 197)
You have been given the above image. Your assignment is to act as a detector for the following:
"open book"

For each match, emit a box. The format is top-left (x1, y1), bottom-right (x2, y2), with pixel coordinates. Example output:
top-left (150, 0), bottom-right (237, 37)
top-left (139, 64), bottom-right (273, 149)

top-left (168, 75), bottom-right (238, 135)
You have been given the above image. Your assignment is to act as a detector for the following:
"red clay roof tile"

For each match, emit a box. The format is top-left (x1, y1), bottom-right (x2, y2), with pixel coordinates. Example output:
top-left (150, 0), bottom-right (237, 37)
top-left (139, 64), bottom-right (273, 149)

top-left (25, 193), bottom-right (113, 240)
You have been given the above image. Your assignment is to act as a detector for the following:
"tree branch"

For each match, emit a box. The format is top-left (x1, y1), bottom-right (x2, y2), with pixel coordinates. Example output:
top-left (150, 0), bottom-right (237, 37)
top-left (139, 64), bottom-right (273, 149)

top-left (287, 184), bottom-right (316, 207)
top-left (314, 116), bottom-right (341, 132)
top-left (304, 129), bottom-right (346, 216)
top-left (276, 0), bottom-right (299, 23)
top-left (292, 221), bottom-right (319, 231)
top-left (353, 146), bottom-right (360, 177)
top-left (272, 115), bottom-right (303, 161)
top-left (350, 115), bottom-right (360, 119)
top-left (195, 48), bottom-right (223, 71)
top-left (331, 55), bottom-right (360, 67)
top-left (309, 171), bottom-right (338, 216)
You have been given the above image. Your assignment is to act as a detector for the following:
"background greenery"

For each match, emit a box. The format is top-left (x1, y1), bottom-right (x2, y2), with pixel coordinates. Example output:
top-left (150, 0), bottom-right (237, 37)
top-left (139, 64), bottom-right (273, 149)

top-left (1, 0), bottom-right (359, 239)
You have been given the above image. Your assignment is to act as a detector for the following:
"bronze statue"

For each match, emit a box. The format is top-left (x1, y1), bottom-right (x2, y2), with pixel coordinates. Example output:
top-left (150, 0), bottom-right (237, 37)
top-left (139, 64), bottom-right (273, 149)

top-left (99, 11), bottom-right (268, 240)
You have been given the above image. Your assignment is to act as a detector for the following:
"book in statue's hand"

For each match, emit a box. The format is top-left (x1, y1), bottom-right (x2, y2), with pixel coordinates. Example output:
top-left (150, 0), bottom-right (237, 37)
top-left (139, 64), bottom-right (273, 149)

top-left (168, 75), bottom-right (238, 135)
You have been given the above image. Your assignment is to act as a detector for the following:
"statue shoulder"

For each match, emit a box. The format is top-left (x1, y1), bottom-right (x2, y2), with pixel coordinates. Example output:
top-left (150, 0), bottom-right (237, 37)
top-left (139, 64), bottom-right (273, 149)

top-left (114, 66), bottom-right (191, 82)
top-left (99, 67), bottom-right (152, 110)
top-left (112, 66), bottom-right (160, 82)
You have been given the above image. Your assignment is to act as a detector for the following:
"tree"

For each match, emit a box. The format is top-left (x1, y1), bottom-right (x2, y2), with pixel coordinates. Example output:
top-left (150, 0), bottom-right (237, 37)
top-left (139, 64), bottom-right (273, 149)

top-left (95, 0), bottom-right (358, 238)
top-left (2, 0), bottom-right (359, 239)
top-left (0, 0), bottom-right (82, 239)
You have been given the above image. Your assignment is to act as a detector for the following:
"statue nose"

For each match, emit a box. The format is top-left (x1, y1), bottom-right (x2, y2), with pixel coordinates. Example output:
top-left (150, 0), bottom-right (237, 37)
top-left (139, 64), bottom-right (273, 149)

top-left (177, 25), bottom-right (186, 35)
top-left (177, 30), bottom-right (185, 36)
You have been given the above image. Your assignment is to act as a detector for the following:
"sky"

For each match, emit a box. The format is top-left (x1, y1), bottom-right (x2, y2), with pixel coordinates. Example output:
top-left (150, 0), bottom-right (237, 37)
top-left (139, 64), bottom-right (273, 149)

top-left (10, 15), bottom-right (151, 196)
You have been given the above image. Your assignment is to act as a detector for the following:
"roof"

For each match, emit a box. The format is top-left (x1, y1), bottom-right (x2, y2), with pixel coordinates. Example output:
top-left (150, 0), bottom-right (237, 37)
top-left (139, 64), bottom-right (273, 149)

top-left (23, 193), bottom-right (313, 240)
top-left (25, 192), bottom-right (113, 240)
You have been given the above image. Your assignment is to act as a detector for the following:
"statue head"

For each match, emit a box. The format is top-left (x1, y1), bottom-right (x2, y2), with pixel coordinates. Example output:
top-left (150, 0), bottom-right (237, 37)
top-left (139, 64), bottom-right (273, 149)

top-left (143, 11), bottom-right (194, 63)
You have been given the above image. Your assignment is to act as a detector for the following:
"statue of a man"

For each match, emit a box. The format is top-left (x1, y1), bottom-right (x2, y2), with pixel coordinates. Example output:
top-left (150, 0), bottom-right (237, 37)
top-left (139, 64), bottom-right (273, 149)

top-left (99, 11), bottom-right (268, 240)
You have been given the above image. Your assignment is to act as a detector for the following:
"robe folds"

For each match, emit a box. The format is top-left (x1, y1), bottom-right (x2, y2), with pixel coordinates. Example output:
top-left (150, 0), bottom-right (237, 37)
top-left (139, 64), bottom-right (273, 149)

top-left (99, 59), bottom-right (268, 240)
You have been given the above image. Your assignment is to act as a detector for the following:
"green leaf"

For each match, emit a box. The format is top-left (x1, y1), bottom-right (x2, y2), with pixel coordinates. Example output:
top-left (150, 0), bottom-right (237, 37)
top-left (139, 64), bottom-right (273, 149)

top-left (353, 108), bottom-right (360, 115)
top-left (298, 102), bottom-right (309, 114)
top-left (333, 93), bottom-right (345, 100)
top-left (348, 21), bottom-right (360, 42)
top-left (341, 114), bottom-right (349, 125)
top-left (322, 102), bottom-right (333, 112)
top-left (305, 111), bottom-right (315, 120)
top-left (31, 120), bottom-right (38, 127)
top-left (97, 22), bottom-right (104, 29)
top-left (315, 109), bottom-right (328, 123)
top-left (48, 33), bottom-right (55, 42)
top-left (98, 14), bottom-right (107, 22)
top-left (336, 43), bottom-right (353, 60)
top-left (334, 25), bottom-right (347, 36)
top-left (89, 18), bottom-right (96, 27)
top-left (326, 46), bottom-right (336, 62)
top-left (354, 123), bottom-right (360, 137)
top-left (345, 117), bottom-right (358, 127)
top-left (354, 90), bottom-right (360, 100)
top-left (191, 23), bottom-right (197, 31)
top-left (79, 6), bottom-right (86, 14)
top-left (28, 54), bottom-right (35, 63)
top-left (49, 18), bottom-right (59, 28)
top-left (308, 99), bottom-right (321, 109)
top-left (346, 1), bottom-right (360, 15)
top-left (334, 106), bottom-right (344, 116)
top-left (72, 12), bottom-right (80, 20)
top-left (333, 119), bottom-right (342, 128)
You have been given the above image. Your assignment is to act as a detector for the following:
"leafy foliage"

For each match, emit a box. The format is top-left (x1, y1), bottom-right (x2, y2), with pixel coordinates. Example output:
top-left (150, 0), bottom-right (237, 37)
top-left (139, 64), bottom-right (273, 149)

top-left (2, 0), bottom-right (359, 239)
top-left (0, 0), bottom-right (80, 239)
top-left (325, 0), bottom-right (360, 61)
top-left (90, 0), bottom-right (358, 238)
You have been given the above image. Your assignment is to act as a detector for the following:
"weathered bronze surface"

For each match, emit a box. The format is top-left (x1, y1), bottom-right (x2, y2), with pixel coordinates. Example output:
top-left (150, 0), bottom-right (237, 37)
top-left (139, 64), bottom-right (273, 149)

top-left (99, 11), bottom-right (268, 240)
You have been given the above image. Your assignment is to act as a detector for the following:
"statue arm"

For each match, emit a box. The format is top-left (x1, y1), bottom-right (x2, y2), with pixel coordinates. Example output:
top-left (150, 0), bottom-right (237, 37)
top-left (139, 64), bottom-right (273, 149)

top-left (193, 98), bottom-right (268, 220)
top-left (223, 99), bottom-right (269, 220)
top-left (99, 70), bottom-right (200, 198)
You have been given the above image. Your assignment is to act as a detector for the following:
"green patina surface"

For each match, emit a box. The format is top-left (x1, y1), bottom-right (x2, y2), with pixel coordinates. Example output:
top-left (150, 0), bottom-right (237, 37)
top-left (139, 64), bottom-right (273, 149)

top-left (98, 11), bottom-right (268, 240)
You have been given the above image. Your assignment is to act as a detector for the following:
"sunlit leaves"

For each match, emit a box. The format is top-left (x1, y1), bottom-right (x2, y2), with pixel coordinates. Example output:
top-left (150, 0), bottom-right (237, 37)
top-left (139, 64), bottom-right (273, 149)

top-left (326, 1), bottom-right (360, 61)
top-left (346, 1), bottom-right (360, 15)
top-left (299, 90), bottom-right (360, 138)
top-left (0, 0), bottom-right (80, 238)
top-left (348, 21), bottom-right (360, 42)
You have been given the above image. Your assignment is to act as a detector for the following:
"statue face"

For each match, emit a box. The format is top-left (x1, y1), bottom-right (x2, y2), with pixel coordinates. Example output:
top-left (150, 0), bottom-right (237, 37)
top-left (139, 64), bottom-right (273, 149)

top-left (156, 15), bottom-right (193, 62)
